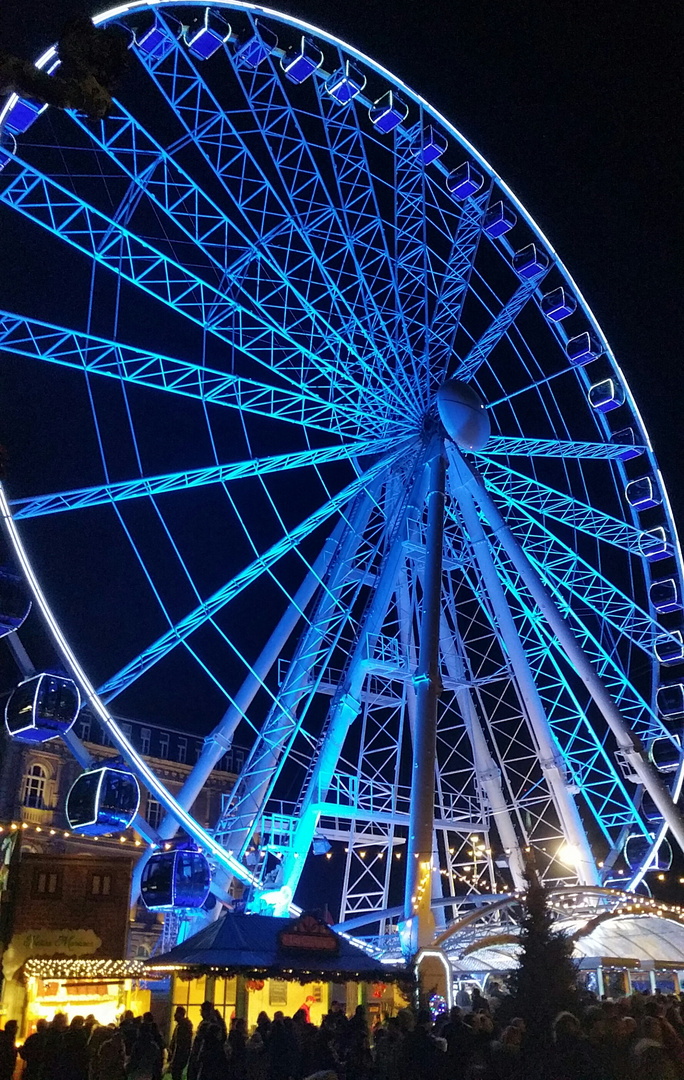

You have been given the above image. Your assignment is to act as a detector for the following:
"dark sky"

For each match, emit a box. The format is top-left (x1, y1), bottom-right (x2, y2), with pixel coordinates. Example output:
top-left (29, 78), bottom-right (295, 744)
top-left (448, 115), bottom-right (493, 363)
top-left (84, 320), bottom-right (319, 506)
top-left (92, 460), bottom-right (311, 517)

top-left (1, 0), bottom-right (681, 501)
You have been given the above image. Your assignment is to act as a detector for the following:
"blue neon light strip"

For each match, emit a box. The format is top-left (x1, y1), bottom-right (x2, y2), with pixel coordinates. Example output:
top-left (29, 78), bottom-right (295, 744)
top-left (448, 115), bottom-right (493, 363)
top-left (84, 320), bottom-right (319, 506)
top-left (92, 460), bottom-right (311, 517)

top-left (97, 451), bottom-right (397, 701)
top-left (0, 310), bottom-right (377, 437)
top-left (10, 439), bottom-right (396, 520)
top-left (0, 158), bottom-right (393, 440)
top-left (478, 436), bottom-right (646, 461)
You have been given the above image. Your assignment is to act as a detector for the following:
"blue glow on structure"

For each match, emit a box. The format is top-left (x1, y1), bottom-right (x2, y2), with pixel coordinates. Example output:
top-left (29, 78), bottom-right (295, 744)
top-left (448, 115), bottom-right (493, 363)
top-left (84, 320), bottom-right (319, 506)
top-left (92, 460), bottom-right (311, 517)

top-left (66, 765), bottom-right (141, 835)
top-left (141, 848), bottom-right (211, 910)
top-left (0, 0), bottom-right (682, 912)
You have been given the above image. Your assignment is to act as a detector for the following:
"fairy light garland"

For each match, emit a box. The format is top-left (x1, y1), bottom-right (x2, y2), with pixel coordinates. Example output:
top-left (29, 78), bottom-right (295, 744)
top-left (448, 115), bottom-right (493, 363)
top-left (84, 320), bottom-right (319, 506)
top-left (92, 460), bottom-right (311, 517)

top-left (1, 821), bottom-right (147, 848)
top-left (24, 958), bottom-right (145, 980)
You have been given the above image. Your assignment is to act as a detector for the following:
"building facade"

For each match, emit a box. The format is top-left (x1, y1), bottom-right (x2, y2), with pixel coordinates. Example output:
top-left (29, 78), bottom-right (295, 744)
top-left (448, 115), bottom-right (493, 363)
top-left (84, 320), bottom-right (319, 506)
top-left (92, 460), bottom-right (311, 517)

top-left (0, 711), bottom-right (246, 959)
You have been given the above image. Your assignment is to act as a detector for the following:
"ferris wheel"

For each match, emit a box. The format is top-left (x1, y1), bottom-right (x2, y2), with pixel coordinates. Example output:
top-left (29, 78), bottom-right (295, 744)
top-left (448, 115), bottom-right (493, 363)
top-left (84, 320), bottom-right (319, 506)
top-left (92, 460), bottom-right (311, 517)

top-left (0, 0), bottom-right (683, 954)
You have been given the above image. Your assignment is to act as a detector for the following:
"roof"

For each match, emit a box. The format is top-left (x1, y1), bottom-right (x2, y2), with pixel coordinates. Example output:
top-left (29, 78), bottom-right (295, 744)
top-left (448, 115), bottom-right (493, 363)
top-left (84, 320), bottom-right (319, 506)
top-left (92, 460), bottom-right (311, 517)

top-left (146, 912), bottom-right (410, 984)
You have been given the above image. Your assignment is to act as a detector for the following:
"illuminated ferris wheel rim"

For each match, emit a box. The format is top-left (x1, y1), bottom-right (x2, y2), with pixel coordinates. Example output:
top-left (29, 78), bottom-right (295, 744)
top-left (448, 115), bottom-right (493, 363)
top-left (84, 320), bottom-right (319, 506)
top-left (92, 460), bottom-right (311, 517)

top-left (0, 0), bottom-right (681, 920)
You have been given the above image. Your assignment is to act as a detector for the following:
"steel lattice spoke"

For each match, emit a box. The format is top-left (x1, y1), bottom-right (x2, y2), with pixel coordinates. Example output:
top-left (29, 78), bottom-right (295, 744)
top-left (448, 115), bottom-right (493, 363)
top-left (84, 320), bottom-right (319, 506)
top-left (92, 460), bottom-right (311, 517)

top-left (477, 436), bottom-right (646, 460)
top-left (10, 438), bottom-right (397, 519)
top-left (97, 452), bottom-right (397, 702)
top-left (0, 157), bottom-right (394, 435)
top-left (0, 310), bottom-right (371, 438)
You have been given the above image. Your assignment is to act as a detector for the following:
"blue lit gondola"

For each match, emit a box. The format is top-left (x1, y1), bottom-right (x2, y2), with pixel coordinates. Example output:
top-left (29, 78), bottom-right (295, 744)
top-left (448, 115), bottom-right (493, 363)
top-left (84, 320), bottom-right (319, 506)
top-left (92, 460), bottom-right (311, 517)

top-left (66, 765), bottom-right (140, 835)
top-left (5, 673), bottom-right (80, 743)
top-left (140, 848), bottom-right (211, 911)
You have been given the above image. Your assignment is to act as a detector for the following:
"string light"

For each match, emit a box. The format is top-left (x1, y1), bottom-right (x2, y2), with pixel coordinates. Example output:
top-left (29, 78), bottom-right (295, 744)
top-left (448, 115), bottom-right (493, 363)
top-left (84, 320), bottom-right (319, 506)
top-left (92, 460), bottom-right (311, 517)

top-left (24, 958), bottom-right (145, 980)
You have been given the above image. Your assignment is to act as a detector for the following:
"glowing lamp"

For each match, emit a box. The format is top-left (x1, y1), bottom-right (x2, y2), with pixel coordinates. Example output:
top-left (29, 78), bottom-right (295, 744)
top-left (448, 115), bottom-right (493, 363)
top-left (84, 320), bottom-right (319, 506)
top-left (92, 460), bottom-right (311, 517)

top-left (66, 766), bottom-right (140, 836)
top-left (5, 673), bottom-right (80, 743)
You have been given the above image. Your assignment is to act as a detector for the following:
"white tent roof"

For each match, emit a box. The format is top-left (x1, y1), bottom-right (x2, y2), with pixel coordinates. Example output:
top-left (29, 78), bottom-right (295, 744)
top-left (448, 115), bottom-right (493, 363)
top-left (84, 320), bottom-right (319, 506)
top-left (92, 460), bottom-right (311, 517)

top-left (448, 915), bottom-right (684, 975)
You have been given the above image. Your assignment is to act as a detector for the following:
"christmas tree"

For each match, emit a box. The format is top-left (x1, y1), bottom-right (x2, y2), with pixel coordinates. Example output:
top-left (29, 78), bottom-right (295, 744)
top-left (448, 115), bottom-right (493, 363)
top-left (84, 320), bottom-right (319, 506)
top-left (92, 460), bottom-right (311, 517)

top-left (510, 865), bottom-right (579, 1040)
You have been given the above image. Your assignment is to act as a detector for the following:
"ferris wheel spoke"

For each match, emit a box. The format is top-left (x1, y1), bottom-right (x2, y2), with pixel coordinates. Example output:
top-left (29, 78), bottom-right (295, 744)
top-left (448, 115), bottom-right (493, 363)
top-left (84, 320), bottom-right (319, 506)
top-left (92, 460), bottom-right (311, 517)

top-left (477, 435), bottom-right (646, 460)
top-left (66, 105), bottom-right (406, 418)
top-left (449, 467), bottom-right (600, 885)
top-left (215, 484), bottom-right (387, 860)
top-left (478, 458), bottom-right (650, 555)
top-left (96, 451), bottom-right (396, 703)
top-left (498, 504), bottom-right (669, 655)
top-left (10, 437), bottom-right (395, 520)
top-left (133, 24), bottom-right (418, 414)
top-left (453, 447), bottom-right (684, 858)
top-left (314, 62), bottom-right (420, 400)
top-left (454, 269), bottom-right (550, 383)
top-left (485, 547), bottom-right (648, 848)
top-left (0, 310), bottom-right (373, 438)
top-left (425, 190), bottom-right (490, 385)
top-left (0, 158), bottom-right (388, 429)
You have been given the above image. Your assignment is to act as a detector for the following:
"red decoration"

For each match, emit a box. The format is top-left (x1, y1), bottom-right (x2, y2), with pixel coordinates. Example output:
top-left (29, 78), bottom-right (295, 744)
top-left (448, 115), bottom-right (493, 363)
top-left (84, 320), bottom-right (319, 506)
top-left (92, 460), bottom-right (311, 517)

top-left (246, 979), bottom-right (264, 992)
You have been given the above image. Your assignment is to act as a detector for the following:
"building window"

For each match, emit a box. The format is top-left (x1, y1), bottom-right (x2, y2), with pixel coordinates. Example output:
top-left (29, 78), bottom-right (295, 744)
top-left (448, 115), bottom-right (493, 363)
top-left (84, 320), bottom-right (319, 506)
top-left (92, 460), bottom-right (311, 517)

top-left (78, 717), bottom-right (91, 742)
top-left (146, 795), bottom-right (162, 830)
top-left (234, 750), bottom-right (245, 772)
top-left (120, 722), bottom-right (132, 739)
top-left (140, 728), bottom-right (151, 756)
top-left (195, 743), bottom-right (202, 762)
top-left (22, 764), bottom-right (47, 810)
top-left (159, 734), bottom-right (169, 759)
top-left (91, 874), bottom-right (111, 896)
top-left (36, 871), bottom-right (59, 895)
top-left (269, 980), bottom-right (288, 1006)
top-left (177, 738), bottom-right (187, 764)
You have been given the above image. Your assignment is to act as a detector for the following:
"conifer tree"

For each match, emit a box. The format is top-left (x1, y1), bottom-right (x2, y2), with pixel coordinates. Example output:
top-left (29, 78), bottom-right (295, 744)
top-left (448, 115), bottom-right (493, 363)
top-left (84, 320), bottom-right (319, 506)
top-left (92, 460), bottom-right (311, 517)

top-left (510, 865), bottom-right (579, 1039)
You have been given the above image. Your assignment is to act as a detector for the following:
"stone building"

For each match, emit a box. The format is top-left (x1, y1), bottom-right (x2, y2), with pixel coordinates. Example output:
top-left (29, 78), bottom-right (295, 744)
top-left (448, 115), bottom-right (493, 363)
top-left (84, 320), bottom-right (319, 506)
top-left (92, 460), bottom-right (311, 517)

top-left (0, 709), bottom-right (245, 959)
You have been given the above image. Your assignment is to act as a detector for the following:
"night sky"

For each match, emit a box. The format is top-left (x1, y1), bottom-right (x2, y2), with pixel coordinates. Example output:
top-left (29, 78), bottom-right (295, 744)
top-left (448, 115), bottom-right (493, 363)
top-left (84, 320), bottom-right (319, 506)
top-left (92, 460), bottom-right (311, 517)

top-left (0, 0), bottom-right (682, 905)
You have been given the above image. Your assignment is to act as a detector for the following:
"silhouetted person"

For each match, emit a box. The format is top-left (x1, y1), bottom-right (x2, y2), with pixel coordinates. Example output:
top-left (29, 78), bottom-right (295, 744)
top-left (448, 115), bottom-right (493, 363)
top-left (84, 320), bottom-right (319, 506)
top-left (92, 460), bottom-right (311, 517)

top-left (169, 1006), bottom-right (193, 1080)
top-left (126, 1024), bottom-right (163, 1080)
top-left (0, 1020), bottom-right (17, 1080)
top-left (20, 1018), bottom-right (49, 1080)
top-left (60, 1015), bottom-right (90, 1080)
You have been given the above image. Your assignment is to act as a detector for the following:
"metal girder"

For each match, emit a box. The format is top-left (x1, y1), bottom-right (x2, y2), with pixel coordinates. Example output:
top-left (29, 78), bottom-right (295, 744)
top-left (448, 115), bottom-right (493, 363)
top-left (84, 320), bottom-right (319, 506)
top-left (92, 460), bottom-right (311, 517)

top-left (497, 499), bottom-right (677, 655)
top-left (478, 458), bottom-right (650, 555)
top-left (449, 450), bottom-right (600, 886)
top-left (455, 450), bottom-right (684, 863)
top-left (276, 446), bottom-right (436, 899)
top-left (67, 103), bottom-right (405, 422)
top-left (455, 271), bottom-right (548, 383)
top-left (485, 544), bottom-right (649, 848)
top-left (425, 191), bottom-right (490, 377)
top-left (97, 452), bottom-right (396, 702)
top-left (10, 438), bottom-right (394, 520)
top-left (478, 436), bottom-right (646, 460)
top-left (213, 484), bottom-right (381, 858)
top-left (0, 158), bottom-right (386, 438)
top-left (0, 310), bottom-right (361, 436)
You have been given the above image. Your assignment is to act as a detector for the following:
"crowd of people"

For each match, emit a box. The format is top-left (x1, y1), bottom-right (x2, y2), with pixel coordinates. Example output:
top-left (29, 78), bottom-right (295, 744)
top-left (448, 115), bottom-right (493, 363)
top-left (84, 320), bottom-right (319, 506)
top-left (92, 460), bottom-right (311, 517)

top-left (2, 988), bottom-right (684, 1080)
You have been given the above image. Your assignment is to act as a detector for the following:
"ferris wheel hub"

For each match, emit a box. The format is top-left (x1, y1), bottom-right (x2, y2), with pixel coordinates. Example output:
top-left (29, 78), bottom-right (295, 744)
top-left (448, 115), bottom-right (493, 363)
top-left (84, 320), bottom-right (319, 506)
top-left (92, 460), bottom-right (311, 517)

top-left (436, 378), bottom-right (491, 451)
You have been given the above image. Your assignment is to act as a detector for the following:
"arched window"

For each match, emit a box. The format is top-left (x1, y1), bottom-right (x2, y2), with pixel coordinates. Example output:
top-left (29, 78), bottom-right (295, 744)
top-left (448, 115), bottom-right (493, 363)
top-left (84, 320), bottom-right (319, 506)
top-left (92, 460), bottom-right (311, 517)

top-left (22, 764), bottom-right (47, 810)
